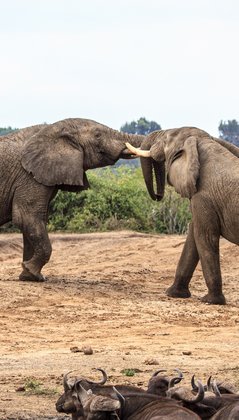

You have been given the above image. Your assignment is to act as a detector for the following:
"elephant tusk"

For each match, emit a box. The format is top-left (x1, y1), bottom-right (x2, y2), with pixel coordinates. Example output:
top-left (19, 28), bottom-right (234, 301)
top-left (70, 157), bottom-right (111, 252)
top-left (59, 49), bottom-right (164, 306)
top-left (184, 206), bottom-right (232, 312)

top-left (125, 142), bottom-right (151, 158)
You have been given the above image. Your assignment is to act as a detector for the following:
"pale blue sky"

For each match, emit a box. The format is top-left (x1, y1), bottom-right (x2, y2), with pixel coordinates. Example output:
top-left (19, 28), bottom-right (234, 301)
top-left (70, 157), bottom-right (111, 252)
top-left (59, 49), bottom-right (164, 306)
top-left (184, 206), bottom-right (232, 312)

top-left (1, 0), bottom-right (239, 135)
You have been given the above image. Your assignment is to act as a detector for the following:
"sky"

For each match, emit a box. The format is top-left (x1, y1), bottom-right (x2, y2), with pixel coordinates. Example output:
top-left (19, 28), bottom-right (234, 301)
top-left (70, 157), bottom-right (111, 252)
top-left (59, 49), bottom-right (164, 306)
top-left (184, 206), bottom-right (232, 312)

top-left (1, 0), bottom-right (239, 136)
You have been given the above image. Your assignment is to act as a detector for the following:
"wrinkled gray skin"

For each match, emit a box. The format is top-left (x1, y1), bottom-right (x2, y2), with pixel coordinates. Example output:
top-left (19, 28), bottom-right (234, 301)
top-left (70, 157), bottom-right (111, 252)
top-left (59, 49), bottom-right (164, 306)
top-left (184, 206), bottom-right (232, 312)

top-left (0, 118), bottom-right (144, 281)
top-left (136, 127), bottom-right (239, 305)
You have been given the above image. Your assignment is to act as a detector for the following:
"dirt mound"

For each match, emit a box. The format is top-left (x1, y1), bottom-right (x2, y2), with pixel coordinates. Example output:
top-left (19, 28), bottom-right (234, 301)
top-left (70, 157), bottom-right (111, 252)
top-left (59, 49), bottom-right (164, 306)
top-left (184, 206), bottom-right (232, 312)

top-left (0, 231), bottom-right (238, 418)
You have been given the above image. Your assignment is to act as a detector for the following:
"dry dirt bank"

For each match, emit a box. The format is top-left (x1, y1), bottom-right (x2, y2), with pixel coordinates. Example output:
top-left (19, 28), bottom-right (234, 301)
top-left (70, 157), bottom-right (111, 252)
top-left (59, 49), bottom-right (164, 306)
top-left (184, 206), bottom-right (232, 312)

top-left (0, 231), bottom-right (238, 419)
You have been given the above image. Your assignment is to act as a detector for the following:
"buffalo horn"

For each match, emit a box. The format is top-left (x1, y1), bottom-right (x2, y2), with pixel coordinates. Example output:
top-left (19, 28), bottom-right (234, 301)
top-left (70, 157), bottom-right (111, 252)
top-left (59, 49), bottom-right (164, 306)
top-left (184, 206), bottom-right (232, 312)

top-left (212, 380), bottom-right (221, 397)
top-left (150, 369), bottom-right (167, 378)
top-left (113, 386), bottom-right (125, 407)
top-left (87, 368), bottom-right (108, 385)
top-left (63, 370), bottom-right (76, 391)
top-left (178, 380), bottom-right (205, 403)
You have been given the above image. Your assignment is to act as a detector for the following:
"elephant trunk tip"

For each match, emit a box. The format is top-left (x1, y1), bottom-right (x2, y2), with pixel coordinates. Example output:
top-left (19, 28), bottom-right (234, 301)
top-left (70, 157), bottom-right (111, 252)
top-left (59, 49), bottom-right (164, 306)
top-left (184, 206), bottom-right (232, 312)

top-left (156, 194), bottom-right (164, 201)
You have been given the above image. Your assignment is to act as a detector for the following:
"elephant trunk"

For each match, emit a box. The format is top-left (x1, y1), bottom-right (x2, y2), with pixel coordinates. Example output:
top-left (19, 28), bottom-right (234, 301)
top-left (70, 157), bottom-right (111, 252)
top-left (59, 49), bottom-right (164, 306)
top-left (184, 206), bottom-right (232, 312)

top-left (121, 131), bottom-right (145, 147)
top-left (140, 135), bottom-right (165, 201)
top-left (140, 158), bottom-right (165, 201)
top-left (119, 132), bottom-right (145, 158)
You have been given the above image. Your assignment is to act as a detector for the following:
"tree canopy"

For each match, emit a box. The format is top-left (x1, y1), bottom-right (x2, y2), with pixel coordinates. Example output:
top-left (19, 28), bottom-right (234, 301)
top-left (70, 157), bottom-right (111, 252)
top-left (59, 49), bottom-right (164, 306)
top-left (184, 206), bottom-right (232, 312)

top-left (218, 120), bottom-right (239, 146)
top-left (120, 117), bottom-right (161, 135)
top-left (0, 127), bottom-right (17, 136)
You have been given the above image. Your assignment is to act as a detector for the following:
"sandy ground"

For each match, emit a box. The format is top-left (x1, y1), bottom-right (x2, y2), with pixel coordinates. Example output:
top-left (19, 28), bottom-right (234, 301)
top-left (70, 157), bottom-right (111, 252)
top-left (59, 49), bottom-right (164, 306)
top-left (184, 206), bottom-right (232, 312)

top-left (0, 231), bottom-right (238, 419)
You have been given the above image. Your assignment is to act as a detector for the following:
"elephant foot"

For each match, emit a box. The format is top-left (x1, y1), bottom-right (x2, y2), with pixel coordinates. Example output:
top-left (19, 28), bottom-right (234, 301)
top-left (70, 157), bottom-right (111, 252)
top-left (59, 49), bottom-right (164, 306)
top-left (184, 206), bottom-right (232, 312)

top-left (19, 263), bottom-right (45, 282)
top-left (166, 285), bottom-right (191, 299)
top-left (201, 293), bottom-right (226, 305)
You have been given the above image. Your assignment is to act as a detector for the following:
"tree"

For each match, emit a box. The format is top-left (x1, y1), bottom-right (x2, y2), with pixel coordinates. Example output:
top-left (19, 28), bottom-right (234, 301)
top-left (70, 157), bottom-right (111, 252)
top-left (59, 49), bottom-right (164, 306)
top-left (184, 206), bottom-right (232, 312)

top-left (117, 117), bottom-right (161, 167)
top-left (218, 120), bottom-right (239, 147)
top-left (120, 117), bottom-right (161, 135)
top-left (0, 127), bottom-right (17, 136)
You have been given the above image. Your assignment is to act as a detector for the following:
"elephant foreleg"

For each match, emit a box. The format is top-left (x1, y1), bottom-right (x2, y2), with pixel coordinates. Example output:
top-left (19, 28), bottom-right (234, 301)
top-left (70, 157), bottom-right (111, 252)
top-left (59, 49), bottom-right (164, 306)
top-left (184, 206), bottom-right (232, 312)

top-left (22, 232), bottom-right (34, 261)
top-left (19, 222), bottom-right (52, 282)
top-left (166, 222), bottom-right (199, 298)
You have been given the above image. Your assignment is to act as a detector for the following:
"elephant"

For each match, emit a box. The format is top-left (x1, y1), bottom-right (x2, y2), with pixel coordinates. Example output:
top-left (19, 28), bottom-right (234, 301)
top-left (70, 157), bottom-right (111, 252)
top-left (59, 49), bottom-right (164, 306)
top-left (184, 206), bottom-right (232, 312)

top-left (0, 118), bottom-right (144, 282)
top-left (126, 127), bottom-right (239, 304)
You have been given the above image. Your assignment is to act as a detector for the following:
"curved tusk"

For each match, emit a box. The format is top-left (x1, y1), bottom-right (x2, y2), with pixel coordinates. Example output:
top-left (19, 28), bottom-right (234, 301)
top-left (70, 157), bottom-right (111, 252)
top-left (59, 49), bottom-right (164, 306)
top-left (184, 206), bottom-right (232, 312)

top-left (125, 142), bottom-right (151, 158)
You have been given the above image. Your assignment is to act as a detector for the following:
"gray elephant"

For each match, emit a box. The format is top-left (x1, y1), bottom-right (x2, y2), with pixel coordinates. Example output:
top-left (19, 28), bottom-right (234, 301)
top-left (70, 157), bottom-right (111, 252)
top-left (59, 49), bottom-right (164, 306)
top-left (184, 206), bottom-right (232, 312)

top-left (126, 127), bottom-right (239, 304)
top-left (0, 118), bottom-right (144, 282)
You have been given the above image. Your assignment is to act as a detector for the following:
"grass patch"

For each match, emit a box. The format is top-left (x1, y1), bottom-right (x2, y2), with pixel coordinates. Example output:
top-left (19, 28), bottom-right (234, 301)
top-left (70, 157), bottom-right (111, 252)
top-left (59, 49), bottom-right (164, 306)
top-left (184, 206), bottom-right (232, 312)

top-left (121, 369), bottom-right (137, 377)
top-left (23, 378), bottom-right (58, 396)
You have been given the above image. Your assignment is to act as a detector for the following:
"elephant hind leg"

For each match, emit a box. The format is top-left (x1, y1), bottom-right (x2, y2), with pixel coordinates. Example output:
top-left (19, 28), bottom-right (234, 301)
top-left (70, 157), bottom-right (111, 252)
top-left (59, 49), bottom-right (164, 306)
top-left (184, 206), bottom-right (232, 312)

top-left (12, 189), bottom-right (53, 282)
top-left (193, 208), bottom-right (226, 305)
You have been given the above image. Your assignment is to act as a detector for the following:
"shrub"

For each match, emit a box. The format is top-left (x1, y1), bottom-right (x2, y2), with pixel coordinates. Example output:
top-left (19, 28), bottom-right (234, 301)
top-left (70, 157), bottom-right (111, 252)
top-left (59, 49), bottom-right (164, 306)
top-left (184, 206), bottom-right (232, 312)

top-left (23, 378), bottom-right (57, 396)
top-left (48, 166), bottom-right (191, 234)
top-left (149, 187), bottom-right (191, 234)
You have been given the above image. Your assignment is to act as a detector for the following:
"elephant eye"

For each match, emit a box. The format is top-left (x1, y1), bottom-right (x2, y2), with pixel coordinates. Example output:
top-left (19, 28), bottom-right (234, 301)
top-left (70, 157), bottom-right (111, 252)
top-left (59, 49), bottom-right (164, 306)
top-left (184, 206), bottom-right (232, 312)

top-left (94, 130), bottom-right (101, 139)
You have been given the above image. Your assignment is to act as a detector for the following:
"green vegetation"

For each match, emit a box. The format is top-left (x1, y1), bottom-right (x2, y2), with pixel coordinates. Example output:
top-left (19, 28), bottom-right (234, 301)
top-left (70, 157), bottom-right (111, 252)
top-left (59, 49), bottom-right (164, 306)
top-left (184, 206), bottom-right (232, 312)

top-left (23, 378), bottom-right (57, 396)
top-left (121, 368), bottom-right (136, 377)
top-left (48, 166), bottom-right (191, 234)
top-left (0, 126), bottom-right (17, 136)
top-left (120, 117), bottom-right (161, 135)
top-left (219, 119), bottom-right (239, 146)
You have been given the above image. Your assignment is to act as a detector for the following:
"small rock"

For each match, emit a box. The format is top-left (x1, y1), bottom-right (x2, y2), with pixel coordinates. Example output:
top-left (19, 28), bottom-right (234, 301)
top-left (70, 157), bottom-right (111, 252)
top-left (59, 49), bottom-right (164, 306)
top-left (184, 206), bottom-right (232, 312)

top-left (82, 346), bottom-right (93, 355)
top-left (182, 351), bottom-right (192, 355)
top-left (70, 346), bottom-right (81, 353)
top-left (144, 358), bottom-right (159, 365)
top-left (16, 386), bottom-right (26, 392)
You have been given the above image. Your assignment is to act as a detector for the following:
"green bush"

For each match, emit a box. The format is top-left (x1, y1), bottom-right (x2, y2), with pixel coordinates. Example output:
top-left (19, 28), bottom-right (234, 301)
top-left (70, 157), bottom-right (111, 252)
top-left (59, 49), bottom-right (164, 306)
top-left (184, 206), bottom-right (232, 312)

top-left (48, 166), bottom-right (191, 234)
top-left (149, 188), bottom-right (191, 234)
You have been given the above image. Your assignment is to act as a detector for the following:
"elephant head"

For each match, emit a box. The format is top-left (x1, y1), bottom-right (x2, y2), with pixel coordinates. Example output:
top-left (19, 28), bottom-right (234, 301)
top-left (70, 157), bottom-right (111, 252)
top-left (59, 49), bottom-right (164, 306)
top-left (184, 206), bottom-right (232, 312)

top-left (21, 118), bottom-right (144, 191)
top-left (126, 127), bottom-right (215, 200)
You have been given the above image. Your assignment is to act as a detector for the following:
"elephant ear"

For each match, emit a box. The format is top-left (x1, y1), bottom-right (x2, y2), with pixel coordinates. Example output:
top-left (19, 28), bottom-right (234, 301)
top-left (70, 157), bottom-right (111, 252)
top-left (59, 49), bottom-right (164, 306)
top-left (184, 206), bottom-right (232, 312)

top-left (167, 136), bottom-right (200, 199)
top-left (21, 128), bottom-right (86, 187)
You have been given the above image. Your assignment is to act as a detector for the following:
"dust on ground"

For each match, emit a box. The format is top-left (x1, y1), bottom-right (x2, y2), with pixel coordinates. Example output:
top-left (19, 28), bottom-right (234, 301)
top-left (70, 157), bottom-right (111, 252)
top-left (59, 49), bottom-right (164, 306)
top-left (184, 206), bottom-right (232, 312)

top-left (0, 231), bottom-right (238, 419)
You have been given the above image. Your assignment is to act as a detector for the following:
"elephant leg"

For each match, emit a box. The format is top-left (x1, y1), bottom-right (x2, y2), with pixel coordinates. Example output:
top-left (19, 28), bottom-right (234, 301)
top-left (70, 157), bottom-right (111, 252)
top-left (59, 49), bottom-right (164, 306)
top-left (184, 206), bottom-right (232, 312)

top-left (19, 233), bottom-right (35, 280)
top-left (12, 184), bottom-right (54, 282)
top-left (22, 232), bottom-right (34, 261)
top-left (194, 212), bottom-right (226, 305)
top-left (166, 222), bottom-right (199, 298)
top-left (18, 221), bottom-right (52, 282)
